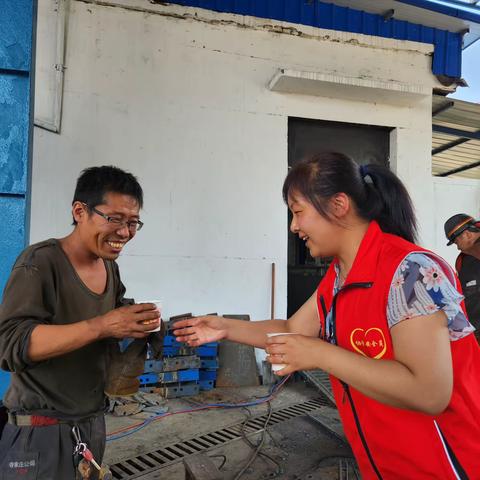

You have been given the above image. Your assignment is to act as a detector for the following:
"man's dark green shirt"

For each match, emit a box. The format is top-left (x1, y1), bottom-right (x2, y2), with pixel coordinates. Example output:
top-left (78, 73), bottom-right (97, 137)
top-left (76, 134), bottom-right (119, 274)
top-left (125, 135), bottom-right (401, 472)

top-left (0, 239), bottom-right (126, 418)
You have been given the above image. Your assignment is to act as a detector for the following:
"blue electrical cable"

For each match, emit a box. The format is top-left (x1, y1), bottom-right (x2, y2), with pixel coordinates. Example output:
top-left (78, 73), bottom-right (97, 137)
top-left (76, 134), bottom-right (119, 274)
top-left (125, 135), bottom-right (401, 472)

top-left (106, 374), bottom-right (291, 442)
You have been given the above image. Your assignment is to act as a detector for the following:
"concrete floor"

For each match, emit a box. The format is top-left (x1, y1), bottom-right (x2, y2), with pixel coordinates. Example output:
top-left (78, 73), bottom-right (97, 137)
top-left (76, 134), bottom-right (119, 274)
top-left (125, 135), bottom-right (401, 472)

top-left (103, 378), bottom-right (358, 480)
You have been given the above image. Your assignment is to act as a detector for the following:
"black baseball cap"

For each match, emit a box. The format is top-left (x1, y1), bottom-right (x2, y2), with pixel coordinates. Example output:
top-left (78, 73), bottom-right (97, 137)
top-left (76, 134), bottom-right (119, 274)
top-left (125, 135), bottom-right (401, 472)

top-left (444, 214), bottom-right (478, 246)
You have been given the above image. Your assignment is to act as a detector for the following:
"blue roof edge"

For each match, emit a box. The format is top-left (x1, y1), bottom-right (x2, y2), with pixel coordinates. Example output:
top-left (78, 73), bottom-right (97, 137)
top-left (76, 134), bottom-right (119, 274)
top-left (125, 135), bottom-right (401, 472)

top-left (169, 0), bottom-right (463, 78)
top-left (396, 0), bottom-right (480, 24)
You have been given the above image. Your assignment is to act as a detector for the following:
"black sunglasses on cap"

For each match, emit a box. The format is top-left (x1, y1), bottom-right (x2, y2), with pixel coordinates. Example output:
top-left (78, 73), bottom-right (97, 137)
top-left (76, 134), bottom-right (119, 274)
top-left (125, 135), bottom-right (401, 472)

top-left (445, 215), bottom-right (477, 246)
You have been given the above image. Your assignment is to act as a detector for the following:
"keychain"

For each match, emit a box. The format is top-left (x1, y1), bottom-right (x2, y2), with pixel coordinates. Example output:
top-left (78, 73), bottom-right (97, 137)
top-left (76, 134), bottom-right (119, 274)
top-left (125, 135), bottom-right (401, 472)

top-left (72, 425), bottom-right (103, 478)
top-left (81, 446), bottom-right (102, 471)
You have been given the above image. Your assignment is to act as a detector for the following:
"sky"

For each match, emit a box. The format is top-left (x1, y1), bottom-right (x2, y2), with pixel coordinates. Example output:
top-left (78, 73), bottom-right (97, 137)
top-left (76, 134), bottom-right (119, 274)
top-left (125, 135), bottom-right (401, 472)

top-left (424, 0), bottom-right (479, 103)
top-left (449, 39), bottom-right (480, 103)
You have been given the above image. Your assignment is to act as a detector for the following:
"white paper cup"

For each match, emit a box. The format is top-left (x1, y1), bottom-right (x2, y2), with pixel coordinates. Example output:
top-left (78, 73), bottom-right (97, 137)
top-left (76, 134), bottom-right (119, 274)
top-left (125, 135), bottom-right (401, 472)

top-left (138, 299), bottom-right (162, 332)
top-left (266, 332), bottom-right (297, 372)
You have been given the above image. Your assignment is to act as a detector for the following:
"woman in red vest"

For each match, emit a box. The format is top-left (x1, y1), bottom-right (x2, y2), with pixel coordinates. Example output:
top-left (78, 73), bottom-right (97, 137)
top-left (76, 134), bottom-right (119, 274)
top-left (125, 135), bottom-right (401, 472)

top-left (174, 152), bottom-right (480, 479)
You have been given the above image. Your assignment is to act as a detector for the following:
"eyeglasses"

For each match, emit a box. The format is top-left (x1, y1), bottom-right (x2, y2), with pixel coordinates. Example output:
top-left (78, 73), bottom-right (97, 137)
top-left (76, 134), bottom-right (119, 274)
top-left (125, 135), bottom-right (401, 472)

top-left (83, 203), bottom-right (144, 232)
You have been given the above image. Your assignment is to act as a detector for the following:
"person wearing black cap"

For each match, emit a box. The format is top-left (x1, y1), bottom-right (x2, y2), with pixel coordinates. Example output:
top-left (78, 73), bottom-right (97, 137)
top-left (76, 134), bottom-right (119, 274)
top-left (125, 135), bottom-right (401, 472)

top-left (444, 213), bottom-right (480, 341)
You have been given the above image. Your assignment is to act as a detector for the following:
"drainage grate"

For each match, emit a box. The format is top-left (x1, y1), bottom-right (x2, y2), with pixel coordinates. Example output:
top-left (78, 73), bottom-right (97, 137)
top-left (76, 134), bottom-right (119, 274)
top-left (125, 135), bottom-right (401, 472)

top-left (109, 397), bottom-right (330, 479)
top-left (300, 370), bottom-right (335, 405)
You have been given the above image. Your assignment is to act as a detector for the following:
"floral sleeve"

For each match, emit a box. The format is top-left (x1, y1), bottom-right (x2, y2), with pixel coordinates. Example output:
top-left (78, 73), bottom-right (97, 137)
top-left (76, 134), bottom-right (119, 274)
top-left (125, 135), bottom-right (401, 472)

top-left (387, 253), bottom-right (475, 341)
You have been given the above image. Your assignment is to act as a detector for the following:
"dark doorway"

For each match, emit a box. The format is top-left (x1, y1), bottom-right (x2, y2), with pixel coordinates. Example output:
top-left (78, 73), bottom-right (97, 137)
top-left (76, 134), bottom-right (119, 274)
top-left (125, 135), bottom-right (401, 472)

top-left (287, 118), bottom-right (392, 317)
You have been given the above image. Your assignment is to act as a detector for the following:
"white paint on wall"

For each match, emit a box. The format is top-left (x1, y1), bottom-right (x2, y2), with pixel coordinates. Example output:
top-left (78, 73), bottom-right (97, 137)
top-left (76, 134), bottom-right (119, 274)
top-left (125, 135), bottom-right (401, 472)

top-left (432, 177), bottom-right (480, 268)
top-left (30, 1), bottom-right (476, 345)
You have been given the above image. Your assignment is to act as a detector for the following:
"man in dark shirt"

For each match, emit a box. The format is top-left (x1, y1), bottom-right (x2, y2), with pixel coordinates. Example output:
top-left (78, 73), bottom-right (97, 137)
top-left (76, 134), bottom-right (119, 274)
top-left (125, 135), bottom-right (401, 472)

top-left (444, 213), bottom-right (480, 342)
top-left (0, 166), bottom-right (160, 479)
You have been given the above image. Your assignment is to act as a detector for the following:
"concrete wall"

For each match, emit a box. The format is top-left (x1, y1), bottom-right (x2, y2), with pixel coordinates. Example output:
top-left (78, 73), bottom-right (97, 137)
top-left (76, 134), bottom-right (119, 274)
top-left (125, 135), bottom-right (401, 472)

top-left (31, 1), bottom-right (471, 331)
top-left (432, 176), bottom-right (480, 267)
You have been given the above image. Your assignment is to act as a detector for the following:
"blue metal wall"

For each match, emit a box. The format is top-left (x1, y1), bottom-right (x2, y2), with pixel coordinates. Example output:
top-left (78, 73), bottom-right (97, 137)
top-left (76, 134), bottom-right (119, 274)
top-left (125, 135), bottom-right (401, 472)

top-left (169, 0), bottom-right (463, 78)
top-left (0, 0), bottom-right (37, 399)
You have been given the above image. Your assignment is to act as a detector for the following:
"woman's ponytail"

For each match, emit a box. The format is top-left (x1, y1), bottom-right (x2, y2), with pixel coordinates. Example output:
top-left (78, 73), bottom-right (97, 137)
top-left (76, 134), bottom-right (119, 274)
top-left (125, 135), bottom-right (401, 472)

top-left (357, 163), bottom-right (417, 243)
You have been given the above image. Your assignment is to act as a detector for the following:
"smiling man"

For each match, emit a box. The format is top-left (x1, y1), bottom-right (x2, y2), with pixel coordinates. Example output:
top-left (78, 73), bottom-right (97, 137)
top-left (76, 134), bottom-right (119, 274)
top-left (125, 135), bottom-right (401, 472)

top-left (0, 166), bottom-right (160, 479)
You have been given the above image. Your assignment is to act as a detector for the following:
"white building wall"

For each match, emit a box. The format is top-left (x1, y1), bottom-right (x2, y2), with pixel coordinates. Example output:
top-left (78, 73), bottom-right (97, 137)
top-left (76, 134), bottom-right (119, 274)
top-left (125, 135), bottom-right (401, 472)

top-left (432, 177), bottom-right (480, 267)
top-left (31, 1), bottom-right (473, 334)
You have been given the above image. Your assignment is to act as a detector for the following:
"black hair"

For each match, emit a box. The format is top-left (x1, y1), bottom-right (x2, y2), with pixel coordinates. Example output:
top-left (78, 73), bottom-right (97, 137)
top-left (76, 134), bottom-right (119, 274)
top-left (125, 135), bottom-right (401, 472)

top-left (282, 152), bottom-right (417, 243)
top-left (72, 165), bottom-right (143, 224)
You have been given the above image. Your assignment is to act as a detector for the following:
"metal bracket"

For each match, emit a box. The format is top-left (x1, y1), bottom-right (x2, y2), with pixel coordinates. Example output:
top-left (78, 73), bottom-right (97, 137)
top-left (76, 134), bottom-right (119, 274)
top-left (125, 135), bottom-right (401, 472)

top-left (382, 9), bottom-right (395, 21)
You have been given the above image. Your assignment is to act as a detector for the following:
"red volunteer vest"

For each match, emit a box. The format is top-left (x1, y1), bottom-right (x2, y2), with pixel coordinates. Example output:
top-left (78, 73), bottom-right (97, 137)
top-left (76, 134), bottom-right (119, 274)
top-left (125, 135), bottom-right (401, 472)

top-left (316, 221), bottom-right (480, 479)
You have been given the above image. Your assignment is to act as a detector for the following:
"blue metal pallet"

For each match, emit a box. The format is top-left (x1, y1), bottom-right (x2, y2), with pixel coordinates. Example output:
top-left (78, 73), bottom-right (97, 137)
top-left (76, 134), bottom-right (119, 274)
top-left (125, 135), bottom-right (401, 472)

top-left (144, 355), bottom-right (200, 373)
top-left (140, 381), bottom-right (200, 398)
top-left (200, 357), bottom-right (219, 369)
top-left (162, 345), bottom-right (218, 357)
top-left (140, 369), bottom-right (199, 385)
top-left (140, 334), bottom-right (219, 397)
top-left (199, 369), bottom-right (217, 381)
top-left (199, 380), bottom-right (215, 391)
top-left (163, 345), bottom-right (197, 357)
top-left (197, 346), bottom-right (218, 357)
top-left (163, 334), bottom-right (182, 347)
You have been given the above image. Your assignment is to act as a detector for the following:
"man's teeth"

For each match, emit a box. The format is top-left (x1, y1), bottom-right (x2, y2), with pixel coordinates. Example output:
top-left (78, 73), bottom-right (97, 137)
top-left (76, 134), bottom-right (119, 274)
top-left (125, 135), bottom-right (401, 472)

top-left (302, 236), bottom-right (309, 241)
top-left (107, 241), bottom-right (124, 249)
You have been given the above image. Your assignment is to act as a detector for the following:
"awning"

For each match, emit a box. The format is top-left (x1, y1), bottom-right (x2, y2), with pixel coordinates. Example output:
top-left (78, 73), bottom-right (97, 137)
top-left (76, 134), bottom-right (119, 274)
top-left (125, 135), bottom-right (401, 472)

top-left (432, 94), bottom-right (480, 178)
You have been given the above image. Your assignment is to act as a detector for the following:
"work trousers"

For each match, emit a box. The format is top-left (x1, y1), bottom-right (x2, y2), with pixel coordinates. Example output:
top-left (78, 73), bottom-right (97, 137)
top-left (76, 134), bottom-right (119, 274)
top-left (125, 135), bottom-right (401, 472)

top-left (0, 413), bottom-right (105, 480)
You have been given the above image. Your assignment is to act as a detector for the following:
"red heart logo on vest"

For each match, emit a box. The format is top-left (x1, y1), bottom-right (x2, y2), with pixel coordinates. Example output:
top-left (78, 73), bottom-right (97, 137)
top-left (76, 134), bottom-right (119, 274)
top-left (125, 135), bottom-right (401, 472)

top-left (350, 328), bottom-right (387, 359)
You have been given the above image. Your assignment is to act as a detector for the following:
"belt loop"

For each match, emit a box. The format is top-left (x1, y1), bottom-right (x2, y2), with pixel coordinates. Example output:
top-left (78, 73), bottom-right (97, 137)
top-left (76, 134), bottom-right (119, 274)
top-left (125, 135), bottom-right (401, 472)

top-left (7, 412), bottom-right (16, 426)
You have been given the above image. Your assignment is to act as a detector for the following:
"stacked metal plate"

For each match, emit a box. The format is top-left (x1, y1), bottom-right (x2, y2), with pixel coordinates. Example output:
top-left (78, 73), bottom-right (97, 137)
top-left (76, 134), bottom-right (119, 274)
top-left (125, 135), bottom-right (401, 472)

top-left (140, 319), bottom-right (219, 398)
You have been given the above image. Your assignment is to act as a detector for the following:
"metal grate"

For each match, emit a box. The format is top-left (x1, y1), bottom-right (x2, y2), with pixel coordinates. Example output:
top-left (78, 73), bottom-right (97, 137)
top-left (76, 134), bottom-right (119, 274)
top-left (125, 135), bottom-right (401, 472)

top-left (109, 397), bottom-right (330, 479)
top-left (300, 370), bottom-right (335, 406)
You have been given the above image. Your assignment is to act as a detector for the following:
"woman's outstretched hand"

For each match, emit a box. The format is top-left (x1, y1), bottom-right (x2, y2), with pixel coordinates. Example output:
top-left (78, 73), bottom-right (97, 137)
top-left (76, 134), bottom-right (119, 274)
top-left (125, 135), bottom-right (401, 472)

top-left (173, 315), bottom-right (228, 346)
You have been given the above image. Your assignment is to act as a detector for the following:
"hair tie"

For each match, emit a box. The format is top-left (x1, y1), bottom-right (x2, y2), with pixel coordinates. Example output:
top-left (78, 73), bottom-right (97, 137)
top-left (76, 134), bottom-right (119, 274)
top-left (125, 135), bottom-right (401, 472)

top-left (359, 164), bottom-right (373, 185)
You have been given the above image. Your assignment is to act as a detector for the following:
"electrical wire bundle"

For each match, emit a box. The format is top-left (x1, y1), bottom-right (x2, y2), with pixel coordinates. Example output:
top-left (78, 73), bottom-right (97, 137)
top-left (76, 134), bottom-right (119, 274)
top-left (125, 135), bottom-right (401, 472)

top-left (106, 374), bottom-right (291, 442)
top-left (231, 402), bottom-right (283, 479)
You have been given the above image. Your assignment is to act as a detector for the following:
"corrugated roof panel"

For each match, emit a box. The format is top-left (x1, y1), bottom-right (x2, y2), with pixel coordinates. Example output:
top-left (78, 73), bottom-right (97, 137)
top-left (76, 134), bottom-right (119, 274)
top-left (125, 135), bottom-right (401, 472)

top-left (283, 3), bottom-right (296, 22)
top-left (363, 11), bottom-right (377, 35)
top-left (348, 8), bottom-right (362, 34)
top-left (435, 119), bottom-right (479, 131)
top-left (433, 28), bottom-right (448, 74)
top-left (300, 1), bottom-right (315, 26)
top-left (445, 31), bottom-right (462, 76)
top-left (432, 95), bottom-right (480, 179)
top-left (421, 25), bottom-right (436, 44)
top-left (437, 149), bottom-right (480, 163)
top-left (169, 0), bottom-right (464, 78)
